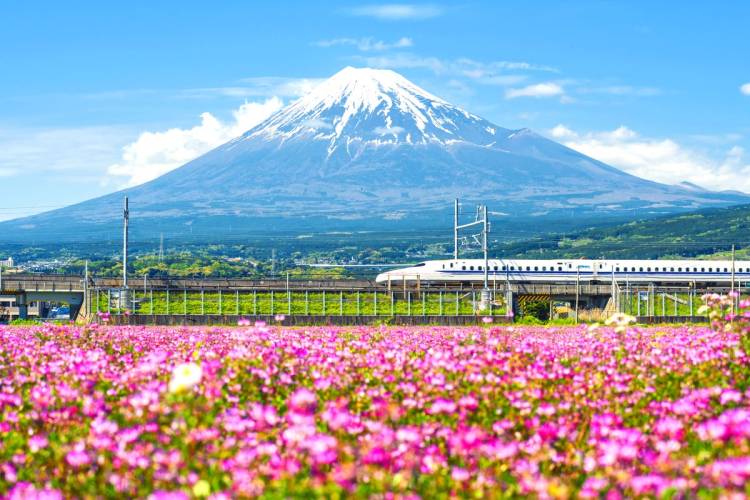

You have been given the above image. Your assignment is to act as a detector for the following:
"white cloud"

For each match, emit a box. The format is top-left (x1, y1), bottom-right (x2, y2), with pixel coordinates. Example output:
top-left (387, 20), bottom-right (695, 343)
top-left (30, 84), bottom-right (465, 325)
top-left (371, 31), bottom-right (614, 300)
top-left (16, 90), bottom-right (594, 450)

top-left (360, 55), bottom-right (554, 83)
top-left (347, 4), bottom-right (443, 20)
top-left (741, 83), bottom-right (750, 95)
top-left (185, 77), bottom-right (323, 99)
top-left (315, 37), bottom-right (413, 51)
top-left (361, 53), bottom-right (446, 73)
top-left (107, 97), bottom-right (283, 186)
top-left (549, 124), bottom-right (576, 139)
top-left (0, 126), bottom-right (127, 179)
top-left (551, 124), bottom-right (750, 193)
top-left (506, 82), bottom-right (564, 99)
top-left (455, 57), bottom-right (558, 76)
top-left (374, 125), bottom-right (405, 136)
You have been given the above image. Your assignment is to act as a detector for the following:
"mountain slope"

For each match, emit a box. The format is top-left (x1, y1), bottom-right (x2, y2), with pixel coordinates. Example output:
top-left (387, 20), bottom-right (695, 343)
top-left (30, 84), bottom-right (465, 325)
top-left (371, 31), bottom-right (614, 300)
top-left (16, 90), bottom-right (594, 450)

top-left (1, 66), bottom-right (747, 243)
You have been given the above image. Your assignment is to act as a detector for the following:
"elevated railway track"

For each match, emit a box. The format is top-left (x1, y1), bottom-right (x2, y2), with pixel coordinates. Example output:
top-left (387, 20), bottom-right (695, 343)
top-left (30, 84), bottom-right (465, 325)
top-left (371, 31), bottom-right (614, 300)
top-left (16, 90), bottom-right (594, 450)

top-left (0, 272), bottom-right (728, 323)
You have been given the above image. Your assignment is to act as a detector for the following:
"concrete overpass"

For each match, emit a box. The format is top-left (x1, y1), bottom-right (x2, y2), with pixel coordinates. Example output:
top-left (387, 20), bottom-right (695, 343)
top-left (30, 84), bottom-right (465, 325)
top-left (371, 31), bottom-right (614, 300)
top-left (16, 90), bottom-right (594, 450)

top-left (0, 273), bottom-right (87, 321)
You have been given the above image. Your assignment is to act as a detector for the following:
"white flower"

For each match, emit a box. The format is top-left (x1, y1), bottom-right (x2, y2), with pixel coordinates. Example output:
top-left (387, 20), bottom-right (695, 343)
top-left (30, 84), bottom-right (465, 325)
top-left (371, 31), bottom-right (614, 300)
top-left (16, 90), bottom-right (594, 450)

top-left (604, 313), bottom-right (636, 334)
top-left (168, 362), bottom-right (202, 393)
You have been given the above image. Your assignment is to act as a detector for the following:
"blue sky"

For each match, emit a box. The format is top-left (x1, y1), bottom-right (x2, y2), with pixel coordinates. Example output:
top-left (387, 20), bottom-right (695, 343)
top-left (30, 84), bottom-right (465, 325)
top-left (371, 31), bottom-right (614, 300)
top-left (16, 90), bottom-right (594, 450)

top-left (1, 1), bottom-right (749, 220)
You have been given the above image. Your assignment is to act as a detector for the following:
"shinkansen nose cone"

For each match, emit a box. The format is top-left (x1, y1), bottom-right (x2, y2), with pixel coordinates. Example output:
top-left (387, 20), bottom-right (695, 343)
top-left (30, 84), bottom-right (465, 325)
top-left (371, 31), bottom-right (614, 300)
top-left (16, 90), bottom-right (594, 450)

top-left (376, 269), bottom-right (405, 283)
top-left (375, 263), bottom-right (427, 283)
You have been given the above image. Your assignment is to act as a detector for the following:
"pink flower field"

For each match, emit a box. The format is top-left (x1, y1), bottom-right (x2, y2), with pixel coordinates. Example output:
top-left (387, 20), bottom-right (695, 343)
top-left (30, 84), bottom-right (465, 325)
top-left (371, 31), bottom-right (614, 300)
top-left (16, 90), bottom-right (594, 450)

top-left (1, 322), bottom-right (749, 498)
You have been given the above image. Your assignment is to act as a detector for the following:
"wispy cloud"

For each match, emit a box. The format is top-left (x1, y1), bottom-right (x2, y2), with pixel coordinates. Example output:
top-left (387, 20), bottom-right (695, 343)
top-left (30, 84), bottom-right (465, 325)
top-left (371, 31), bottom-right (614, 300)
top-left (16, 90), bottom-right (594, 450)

top-left (314, 37), bottom-right (413, 51)
top-left (185, 77), bottom-right (324, 100)
top-left (107, 98), bottom-right (284, 187)
top-left (741, 83), bottom-right (750, 95)
top-left (549, 124), bottom-right (750, 193)
top-left (505, 82), bottom-right (564, 99)
top-left (346, 4), bottom-right (443, 20)
top-left (577, 85), bottom-right (661, 97)
top-left (359, 54), bottom-right (553, 83)
top-left (361, 53), bottom-right (446, 73)
top-left (0, 126), bottom-right (128, 178)
top-left (456, 57), bottom-right (558, 76)
top-left (69, 77), bottom-right (322, 102)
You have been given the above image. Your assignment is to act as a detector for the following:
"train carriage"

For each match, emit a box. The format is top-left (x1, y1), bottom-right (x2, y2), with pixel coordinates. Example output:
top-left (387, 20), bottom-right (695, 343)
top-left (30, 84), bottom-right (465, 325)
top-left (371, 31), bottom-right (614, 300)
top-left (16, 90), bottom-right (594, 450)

top-left (375, 259), bottom-right (750, 285)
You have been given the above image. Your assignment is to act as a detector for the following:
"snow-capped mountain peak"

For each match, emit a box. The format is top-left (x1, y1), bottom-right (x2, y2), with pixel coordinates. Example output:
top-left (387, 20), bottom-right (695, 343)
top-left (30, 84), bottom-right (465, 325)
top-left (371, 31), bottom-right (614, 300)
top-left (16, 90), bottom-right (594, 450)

top-left (240, 66), bottom-right (506, 150)
top-left (5, 66), bottom-right (748, 243)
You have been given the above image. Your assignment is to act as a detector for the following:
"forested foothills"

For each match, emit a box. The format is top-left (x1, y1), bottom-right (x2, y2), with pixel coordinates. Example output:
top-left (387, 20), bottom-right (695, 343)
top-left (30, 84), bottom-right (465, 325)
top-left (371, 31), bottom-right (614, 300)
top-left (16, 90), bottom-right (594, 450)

top-left (502, 204), bottom-right (750, 259)
top-left (6, 204), bottom-right (750, 277)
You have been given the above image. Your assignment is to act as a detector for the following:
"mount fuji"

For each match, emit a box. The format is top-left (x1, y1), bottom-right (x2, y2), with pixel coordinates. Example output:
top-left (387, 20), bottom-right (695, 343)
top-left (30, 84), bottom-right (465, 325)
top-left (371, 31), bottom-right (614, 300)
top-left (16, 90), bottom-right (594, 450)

top-left (1, 67), bottom-right (746, 243)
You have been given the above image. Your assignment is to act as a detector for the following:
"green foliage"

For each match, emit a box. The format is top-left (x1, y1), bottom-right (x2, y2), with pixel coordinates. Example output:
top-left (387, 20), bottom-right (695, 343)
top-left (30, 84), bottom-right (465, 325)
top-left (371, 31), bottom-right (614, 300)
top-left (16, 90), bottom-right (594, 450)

top-left (497, 203), bottom-right (750, 259)
top-left (94, 290), bottom-right (507, 317)
top-left (9, 319), bottom-right (43, 325)
top-left (521, 300), bottom-right (550, 321)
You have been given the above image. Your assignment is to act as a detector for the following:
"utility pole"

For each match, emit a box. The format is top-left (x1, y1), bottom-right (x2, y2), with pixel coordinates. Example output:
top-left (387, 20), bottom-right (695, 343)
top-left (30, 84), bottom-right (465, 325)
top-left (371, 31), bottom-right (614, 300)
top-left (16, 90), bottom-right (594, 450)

top-left (483, 204), bottom-right (489, 292)
top-left (576, 264), bottom-right (581, 325)
top-left (84, 260), bottom-right (89, 318)
top-left (123, 196), bottom-right (129, 289)
top-left (158, 233), bottom-right (164, 262)
top-left (454, 199), bottom-right (459, 260)
top-left (731, 244), bottom-right (736, 315)
top-left (271, 249), bottom-right (276, 277)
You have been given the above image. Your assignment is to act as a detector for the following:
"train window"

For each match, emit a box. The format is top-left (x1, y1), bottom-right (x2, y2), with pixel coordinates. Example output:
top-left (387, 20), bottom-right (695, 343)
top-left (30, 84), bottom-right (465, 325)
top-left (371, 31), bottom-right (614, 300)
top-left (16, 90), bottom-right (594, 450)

top-left (701, 268), bottom-right (705, 272)
top-left (534, 266), bottom-right (538, 271)
top-left (670, 267), bottom-right (674, 272)
top-left (647, 267), bottom-right (651, 272)
top-left (639, 267), bottom-right (643, 272)
top-left (493, 266), bottom-right (498, 271)
top-left (478, 266), bottom-right (482, 270)
top-left (502, 266), bottom-right (507, 271)
top-left (526, 266), bottom-right (531, 271)
top-left (558, 266), bottom-right (562, 271)
top-left (462, 266), bottom-right (466, 270)
top-left (449, 263), bottom-right (453, 268)
top-left (708, 268), bottom-right (713, 272)
top-left (510, 266), bottom-right (515, 271)
top-left (442, 264), bottom-right (445, 269)
top-left (616, 267), bottom-right (620, 272)
top-left (542, 266), bottom-right (546, 271)
top-left (678, 267), bottom-right (682, 272)
top-left (470, 266), bottom-right (474, 271)
top-left (724, 268), bottom-right (728, 272)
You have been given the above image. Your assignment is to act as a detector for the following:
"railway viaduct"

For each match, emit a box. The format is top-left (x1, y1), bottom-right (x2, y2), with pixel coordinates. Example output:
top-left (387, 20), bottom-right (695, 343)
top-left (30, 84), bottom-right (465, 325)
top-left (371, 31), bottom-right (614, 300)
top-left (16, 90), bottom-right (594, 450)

top-left (1, 272), bottom-right (619, 322)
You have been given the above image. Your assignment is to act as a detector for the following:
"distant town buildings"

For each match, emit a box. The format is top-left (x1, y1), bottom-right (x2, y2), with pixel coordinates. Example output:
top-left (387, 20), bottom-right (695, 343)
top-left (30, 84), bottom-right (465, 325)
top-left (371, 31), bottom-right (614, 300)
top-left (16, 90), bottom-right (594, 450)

top-left (0, 257), bottom-right (13, 269)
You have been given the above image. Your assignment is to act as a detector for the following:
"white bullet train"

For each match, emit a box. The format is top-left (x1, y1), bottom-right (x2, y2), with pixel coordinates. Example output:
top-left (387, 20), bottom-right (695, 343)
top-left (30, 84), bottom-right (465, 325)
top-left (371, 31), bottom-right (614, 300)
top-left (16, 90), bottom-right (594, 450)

top-left (375, 259), bottom-right (750, 285)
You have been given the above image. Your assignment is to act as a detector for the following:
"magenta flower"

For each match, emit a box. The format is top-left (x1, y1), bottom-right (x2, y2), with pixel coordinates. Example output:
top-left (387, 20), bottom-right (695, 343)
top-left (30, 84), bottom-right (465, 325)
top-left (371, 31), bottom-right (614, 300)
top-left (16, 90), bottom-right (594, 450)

top-left (65, 446), bottom-right (90, 468)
